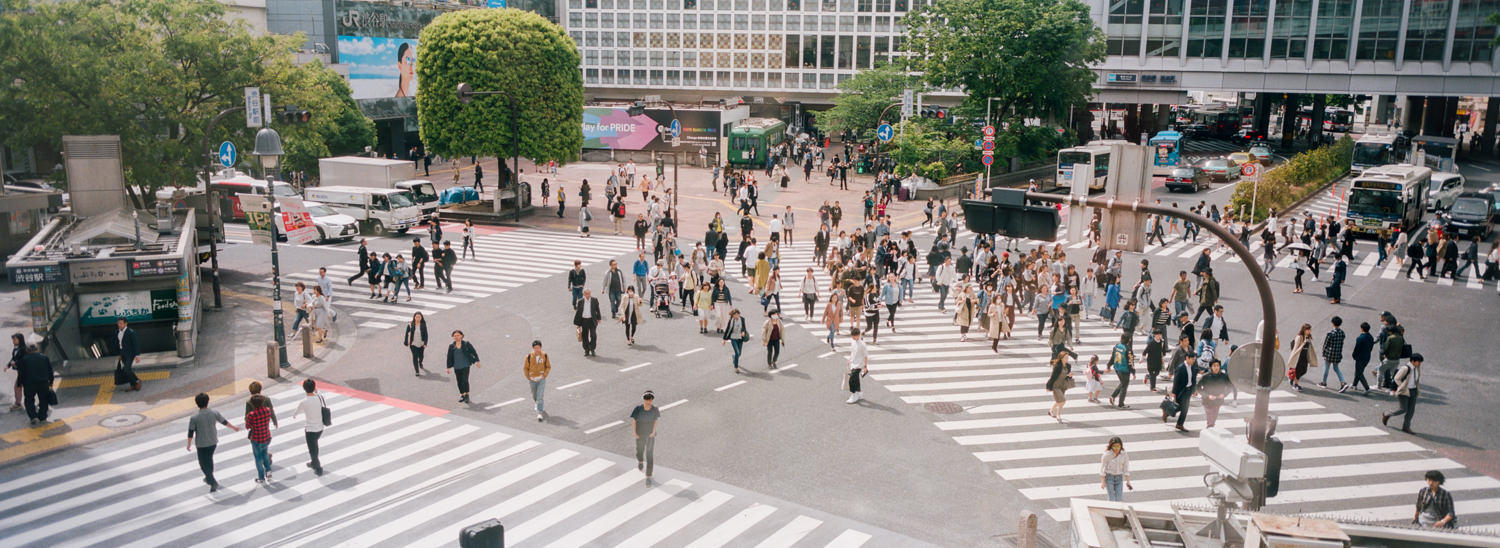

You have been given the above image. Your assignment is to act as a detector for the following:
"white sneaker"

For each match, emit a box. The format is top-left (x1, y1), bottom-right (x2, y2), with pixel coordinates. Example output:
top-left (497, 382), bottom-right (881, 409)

top-left (854, 392), bottom-right (863, 402)
top-left (846, 394), bottom-right (858, 404)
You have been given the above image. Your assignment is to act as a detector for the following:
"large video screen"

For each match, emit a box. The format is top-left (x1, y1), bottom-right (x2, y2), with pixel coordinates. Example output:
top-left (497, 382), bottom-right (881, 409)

top-left (582, 107), bottom-right (721, 152)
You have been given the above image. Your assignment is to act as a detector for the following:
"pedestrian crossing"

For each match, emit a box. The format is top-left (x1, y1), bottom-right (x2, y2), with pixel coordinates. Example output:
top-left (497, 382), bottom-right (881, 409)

top-left (725, 239), bottom-right (1500, 530)
top-left (0, 385), bottom-right (911, 547)
top-left (244, 228), bottom-right (640, 330)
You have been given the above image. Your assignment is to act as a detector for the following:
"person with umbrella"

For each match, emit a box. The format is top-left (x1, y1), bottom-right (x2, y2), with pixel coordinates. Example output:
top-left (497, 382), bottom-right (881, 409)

top-left (1288, 244), bottom-right (1311, 294)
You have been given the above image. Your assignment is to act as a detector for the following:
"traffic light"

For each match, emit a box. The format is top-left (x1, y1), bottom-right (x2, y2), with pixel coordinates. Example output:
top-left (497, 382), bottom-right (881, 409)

top-left (1263, 435), bottom-right (1284, 497)
top-left (960, 188), bottom-right (1060, 241)
top-left (278, 106), bottom-right (311, 124)
top-left (627, 101), bottom-right (647, 116)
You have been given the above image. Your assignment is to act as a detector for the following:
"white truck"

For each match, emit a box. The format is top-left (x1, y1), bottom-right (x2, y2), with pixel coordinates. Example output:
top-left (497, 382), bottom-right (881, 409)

top-left (304, 186), bottom-right (422, 235)
top-left (317, 156), bottom-right (440, 221)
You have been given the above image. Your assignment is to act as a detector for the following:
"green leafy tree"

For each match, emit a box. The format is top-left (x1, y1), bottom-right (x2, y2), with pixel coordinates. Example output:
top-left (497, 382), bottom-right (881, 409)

top-left (415, 9), bottom-right (583, 170)
top-left (0, 0), bottom-right (370, 200)
top-left (903, 0), bottom-right (1104, 124)
top-left (813, 64), bottom-right (916, 140)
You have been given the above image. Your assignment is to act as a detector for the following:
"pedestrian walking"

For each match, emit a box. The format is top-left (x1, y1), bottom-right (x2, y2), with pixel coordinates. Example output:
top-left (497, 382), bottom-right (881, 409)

top-left (524, 340), bottom-right (550, 421)
top-left (405, 312), bottom-right (429, 376)
top-left (1379, 323), bottom-right (1406, 391)
top-left (762, 310), bottom-right (785, 369)
top-left (619, 286), bottom-right (644, 346)
top-left (310, 286), bottom-right (331, 344)
top-left (631, 391), bottom-right (659, 485)
top-left (1198, 359), bottom-right (1233, 427)
top-left (722, 308), bottom-right (748, 373)
top-left (445, 330), bottom-right (481, 403)
top-left (1321, 316), bottom-right (1347, 391)
top-left (440, 241), bottom-right (458, 293)
top-left (1381, 353), bottom-right (1422, 434)
top-left (1288, 323), bottom-right (1317, 391)
top-left (1326, 256), bottom-right (1347, 304)
top-left (569, 260), bottom-right (588, 307)
top-left (461, 219), bottom-right (476, 259)
top-left (1351, 321), bottom-right (1375, 393)
top-left (429, 220), bottom-right (442, 248)
top-left (578, 204), bottom-right (593, 237)
top-left (17, 344), bottom-right (54, 424)
top-left (1413, 470), bottom-right (1458, 528)
top-left (7, 333), bottom-right (24, 411)
top-left (845, 328), bottom-right (869, 404)
top-left (290, 282), bottom-right (310, 335)
top-left (291, 379), bottom-right (326, 476)
top-left (244, 394), bottom-right (277, 483)
top-left (1045, 350), bottom-right (1076, 421)
top-left (1107, 341), bottom-right (1134, 408)
top-left (347, 239), bottom-right (370, 285)
top-left (366, 252), bottom-right (384, 298)
top-left (574, 290), bottom-right (602, 356)
top-left (712, 277), bottom-right (734, 332)
top-left (317, 267), bottom-right (337, 323)
top-left (1144, 331), bottom-right (1166, 392)
top-left (1100, 436), bottom-right (1132, 502)
top-left (1166, 352), bottom-right (1196, 432)
top-left (114, 318), bottom-right (142, 392)
top-left (186, 392), bottom-right (239, 492)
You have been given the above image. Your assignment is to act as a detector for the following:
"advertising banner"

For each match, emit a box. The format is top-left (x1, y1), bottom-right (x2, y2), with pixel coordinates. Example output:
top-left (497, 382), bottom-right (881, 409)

top-left (582, 107), bottom-right (721, 152)
top-left (335, 1), bottom-right (434, 100)
top-left (240, 195), bottom-right (273, 246)
top-left (80, 289), bottom-right (179, 326)
top-left (277, 197), bottom-right (318, 245)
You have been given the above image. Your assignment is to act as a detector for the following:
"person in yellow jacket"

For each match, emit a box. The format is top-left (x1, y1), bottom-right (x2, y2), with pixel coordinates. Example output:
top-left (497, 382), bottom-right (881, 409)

top-left (523, 340), bottom-right (551, 422)
top-left (752, 252), bottom-right (771, 293)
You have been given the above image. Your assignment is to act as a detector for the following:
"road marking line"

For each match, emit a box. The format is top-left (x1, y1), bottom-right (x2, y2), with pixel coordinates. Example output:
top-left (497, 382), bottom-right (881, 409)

top-left (714, 380), bottom-right (747, 392)
top-left (583, 420), bottom-right (623, 434)
top-left (660, 399), bottom-right (689, 410)
top-left (555, 379), bottom-right (592, 391)
top-left (485, 397), bottom-right (525, 410)
top-left (676, 347), bottom-right (704, 357)
top-left (818, 351), bottom-right (834, 358)
top-left (772, 363), bottom-right (799, 373)
top-left (618, 361), bottom-right (652, 372)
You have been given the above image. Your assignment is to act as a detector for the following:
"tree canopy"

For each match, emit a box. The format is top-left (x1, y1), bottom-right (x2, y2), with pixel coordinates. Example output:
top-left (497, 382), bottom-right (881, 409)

top-left (812, 64), bottom-right (919, 140)
top-left (0, 0), bottom-right (372, 196)
top-left (415, 9), bottom-right (583, 165)
top-left (902, 0), bottom-right (1104, 123)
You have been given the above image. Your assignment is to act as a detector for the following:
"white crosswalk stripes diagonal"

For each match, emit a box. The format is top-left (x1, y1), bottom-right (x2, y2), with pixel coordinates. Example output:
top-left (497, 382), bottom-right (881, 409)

top-left (243, 228), bottom-right (639, 331)
top-left (729, 231), bottom-right (1500, 529)
top-left (0, 386), bottom-right (911, 547)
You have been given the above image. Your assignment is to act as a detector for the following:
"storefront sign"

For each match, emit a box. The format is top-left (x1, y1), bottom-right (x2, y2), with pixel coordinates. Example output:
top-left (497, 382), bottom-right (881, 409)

top-left (80, 289), bottom-right (180, 326)
top-left (70, 261), bottom-right (128, 283)
top-left (7, 264), bottom-right (66, 285)
top-left (129, 258), bottom-right (183, 279)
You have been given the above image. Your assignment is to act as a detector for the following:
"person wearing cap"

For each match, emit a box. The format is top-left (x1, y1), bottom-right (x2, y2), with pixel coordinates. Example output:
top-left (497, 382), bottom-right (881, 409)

top-left (1382, 353), bottom-right (1422, 434)
top-left (1166, 352), bottom-right (1197, 432)
top-left (630, 391), bottom-right (659, 484)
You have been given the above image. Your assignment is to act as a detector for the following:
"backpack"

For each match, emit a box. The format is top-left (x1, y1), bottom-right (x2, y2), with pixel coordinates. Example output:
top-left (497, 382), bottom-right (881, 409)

top-left (1111, 345), bottom-right (1130, 374)
top-left (615, 202), bottom-right (626, 217)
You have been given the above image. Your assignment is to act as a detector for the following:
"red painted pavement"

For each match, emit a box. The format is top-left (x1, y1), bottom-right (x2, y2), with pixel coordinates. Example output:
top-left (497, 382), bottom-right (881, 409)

top-left (318, 383), bottom-right (450, 417)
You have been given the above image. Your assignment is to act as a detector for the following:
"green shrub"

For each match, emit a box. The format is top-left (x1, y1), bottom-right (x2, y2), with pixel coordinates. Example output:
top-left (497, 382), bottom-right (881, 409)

top-left (1227, 137), bottom-right (1352, 223)
top-left (924, 161), bottom-right (949, 182)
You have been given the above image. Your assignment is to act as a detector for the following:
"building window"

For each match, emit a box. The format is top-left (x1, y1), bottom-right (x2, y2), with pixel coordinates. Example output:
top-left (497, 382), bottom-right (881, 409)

top-left (1107, 0), bottom-right (1144, 56)
top-left (875, 16), bottom-right (890, 32)
top-left (1226, 0), bottom-right (1269, 58)
top-left (684, 14), bottom-right (698, 29)
top-left (786, 35), bottom-right (801, 67)
top-left (770, 15), bottom-right (784, 30)
top-left (856, 35), bottom-right (871, 68)
top-left (700, 71), bottom-right (714, 86)
top-left (787, 0), bottom-right (801, 9)
top-left (837, 34), bottom-right (854, 68)
top-left (1144, 0), bottom-right (1183, 57)
top-left (803, 73), bottom-right (817, 89)
top-left (736, 15), bottom-right (749, 31)
top-left (751, 71), bottom-right (766, 88)
top-left (839, 15), bottom-right (854, 32)
top-left (720, 71), bottom-right (733, 87)
top-left (1452, 0), bottom-right (1497, 62)
top-left (601, 32), bottom-right (615, 47)
top-left (1269, 0), bottom-right (1311, 58)
top-left (786, 14), bottom-right (800, 30)
top-left (570, 12), bottom-right (584, 28)
top-left (822, 0), bottom-right (837, 11)
top-left (650, 69), bottom-right (664, 86)
top-left (820, 73), bottom-right (836, 89)
top-left (803, 34), bottom-right (818, 67)
top-left (634, 13), bottom-right (648, 27)
top-left (874, 35), bottom-right (890, 66)
top-left (650, 50), bottom-right (664, 67)
top-left (683, 71), bottom-right (696, 86)
top-left (634, 69), bottom-right (647, 84)
top-left (822, 15), bottom-right (837, 31)
top-left (1311, 0), bottom-right (1353, 59)
top-left (667, 51), bottom-right (681, 66)
top-left (857, 15), bottom-right (872, 32)
top-left (651, 0), bottom-right (663, 9)
top-left (820, 35), bottom-right (836, 68)
top-left (767, 72), bottom-right (782, 88)
top-left (1356, 0), bottom-right (1402, 60)
top-left (600, 13), bottom-right (614, 28)
top-left (667, 70), bottom-right (681, 86)
top-left (601, 69), bottom-right (615, 84)
top-left (1403, 0), bottom-right (1452, 61)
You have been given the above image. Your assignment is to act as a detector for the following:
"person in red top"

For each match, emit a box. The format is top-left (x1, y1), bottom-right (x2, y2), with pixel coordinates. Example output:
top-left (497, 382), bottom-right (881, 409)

top-left (245, 394), bottom-right (278, 483)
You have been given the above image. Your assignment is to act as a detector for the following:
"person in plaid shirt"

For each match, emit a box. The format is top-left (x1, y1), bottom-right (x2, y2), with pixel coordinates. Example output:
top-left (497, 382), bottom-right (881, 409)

top-left (245, 394), bottom-right (278, 483)
top-left (1321, 316), bottom-right (1347, 392)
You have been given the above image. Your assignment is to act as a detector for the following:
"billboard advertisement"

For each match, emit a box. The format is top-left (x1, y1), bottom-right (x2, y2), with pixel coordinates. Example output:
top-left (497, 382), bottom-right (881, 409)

top-left (80, 289), bottom-right (179, 326)
top-left (335, 1), bottom-right (435, 100)
top-left (582, 107), bottom-right (721, 152)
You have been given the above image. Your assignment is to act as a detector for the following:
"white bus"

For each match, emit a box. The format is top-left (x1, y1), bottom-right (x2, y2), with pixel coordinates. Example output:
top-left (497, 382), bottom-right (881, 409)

top-left (1351, 133), bottom-right (1401, 174)
top-left (1056, 141), bottom-right (1125, 192)
top-left (1345, 164), bottom-right (1432, 236)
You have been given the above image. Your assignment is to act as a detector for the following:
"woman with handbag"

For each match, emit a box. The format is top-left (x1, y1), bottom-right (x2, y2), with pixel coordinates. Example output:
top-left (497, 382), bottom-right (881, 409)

top-left (954, 284), bottom-right (977, 342)
top-left (721, 308), bottom-right (748, 374)
top-left (1288, 323), bottom-right (1318, 391)
top-left (404, 312), bottom-right (429, 376)
top-left (984, 295), bottom-right (1005, 352)
top-left (620, 286), bottom-right (644, 346)
top-left (1045, 350), bottom-right (1077, 421)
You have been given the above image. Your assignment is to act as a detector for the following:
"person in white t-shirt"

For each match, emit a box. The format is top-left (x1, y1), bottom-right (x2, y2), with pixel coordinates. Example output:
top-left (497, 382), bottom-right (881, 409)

top-left (290, 379), bottom-right (326, 476)
top-left (846, 329), bottom-right (869, 404)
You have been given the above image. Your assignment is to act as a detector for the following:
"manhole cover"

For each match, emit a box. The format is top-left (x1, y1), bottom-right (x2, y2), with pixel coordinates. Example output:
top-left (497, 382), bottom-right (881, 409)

top-left (100, 414), bottom-right (146, 428)
top-left (925, 402), bottom-right (963, 414)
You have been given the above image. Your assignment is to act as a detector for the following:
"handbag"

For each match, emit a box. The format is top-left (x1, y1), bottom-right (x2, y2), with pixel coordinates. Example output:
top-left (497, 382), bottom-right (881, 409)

top-left (1401, 343), bottom-right (1413, 359)
top-left (1159, 397), bottom-right (1180, 416)
top-left (47, 389), bottom-right (58, 406)
top-left (1062, 375), bottom-right (1076, 390)
top-left (319, 394), bottom-right (332, 426)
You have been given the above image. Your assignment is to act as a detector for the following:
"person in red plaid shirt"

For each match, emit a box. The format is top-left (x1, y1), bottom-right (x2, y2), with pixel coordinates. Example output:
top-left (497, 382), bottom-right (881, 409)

top-left (245, 394), bottom-right (278, 483)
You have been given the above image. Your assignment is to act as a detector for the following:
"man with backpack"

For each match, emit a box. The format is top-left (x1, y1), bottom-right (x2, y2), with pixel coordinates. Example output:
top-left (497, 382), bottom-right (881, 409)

top-left (1107, 341), bottom-right (1134, 408)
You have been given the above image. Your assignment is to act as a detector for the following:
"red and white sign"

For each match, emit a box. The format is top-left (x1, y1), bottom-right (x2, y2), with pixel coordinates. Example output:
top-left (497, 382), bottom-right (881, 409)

top-left (1241, 163), bottom-right (1257, 177)
top-left (1056, 127), bottom-right (1066, 134)
top-left (982, 125), bottom-right (996, 137)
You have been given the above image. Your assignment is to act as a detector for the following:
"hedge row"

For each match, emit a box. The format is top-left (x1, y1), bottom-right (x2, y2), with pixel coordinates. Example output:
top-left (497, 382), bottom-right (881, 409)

top-left (1227, 136), bottom-right (1353, 224)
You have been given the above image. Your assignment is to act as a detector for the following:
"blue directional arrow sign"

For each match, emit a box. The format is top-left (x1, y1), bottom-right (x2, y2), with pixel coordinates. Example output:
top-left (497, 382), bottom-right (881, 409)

top-left (218, 141), bottom-right (237, 168)
top-left (876, 123), bottom-right (894, 142)
top-left (670, 119), bottom-right (682, 138)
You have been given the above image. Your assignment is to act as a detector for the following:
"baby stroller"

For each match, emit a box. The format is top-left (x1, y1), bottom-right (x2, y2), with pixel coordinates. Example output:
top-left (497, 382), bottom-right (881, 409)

top-left (651, 279), bottom-right (674, 318)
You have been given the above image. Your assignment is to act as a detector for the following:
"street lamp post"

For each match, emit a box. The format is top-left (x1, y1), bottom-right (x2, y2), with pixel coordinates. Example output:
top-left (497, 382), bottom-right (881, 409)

top-left (253, 127), bottom-right (290, 368)
top-left (456, 83), bottom-right (522, 222)
top-left (629, 97), bottom-right (682, 219)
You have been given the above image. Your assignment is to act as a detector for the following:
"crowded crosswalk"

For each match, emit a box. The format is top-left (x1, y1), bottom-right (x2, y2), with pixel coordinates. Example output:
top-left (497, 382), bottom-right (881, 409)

top-left (244, 228), bottom-right (640, 330)
top-left (725, 230), bottom-right (1500, 530)
top-left (0, 386), bottom-right (909, 547)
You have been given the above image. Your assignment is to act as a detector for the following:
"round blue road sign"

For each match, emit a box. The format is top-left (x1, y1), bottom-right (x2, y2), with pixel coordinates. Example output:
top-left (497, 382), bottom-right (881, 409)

top-left (876, 123), bottom-right (894, 142)
top-left (670, 119), bottom-right (682, 137)
top-left (218, 141), bottom-right (237, 168)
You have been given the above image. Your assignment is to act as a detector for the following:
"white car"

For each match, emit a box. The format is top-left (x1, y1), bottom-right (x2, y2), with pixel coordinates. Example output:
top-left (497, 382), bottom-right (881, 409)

top-left (304, 201), bottom-right (360, 243)
top-left (1427, 172), bottom-right (1464, 211)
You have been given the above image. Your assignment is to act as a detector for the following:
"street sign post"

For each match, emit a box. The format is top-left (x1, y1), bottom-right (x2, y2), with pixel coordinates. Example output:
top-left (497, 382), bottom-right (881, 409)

top-left (670, 118), bottom-right (682, 137)
top-left (218, 141), bottom-right (237, 168)
top-left (244, 87), bottom-right (263, 128)
top-left (982, 125), bottom-right (996, 137)
top-left (1056, 127), bottom-right (1066, 135)
top-left (876, 123), bottom-right (894, 142)
top-left (981, 155), bottom-right (994, 166)
top-left (901, 89), bottom-right (914, 118)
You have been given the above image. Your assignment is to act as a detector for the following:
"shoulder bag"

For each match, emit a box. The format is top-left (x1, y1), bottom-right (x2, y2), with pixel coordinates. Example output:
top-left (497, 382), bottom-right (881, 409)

top-left (319, 394), bottom-right (332, 426)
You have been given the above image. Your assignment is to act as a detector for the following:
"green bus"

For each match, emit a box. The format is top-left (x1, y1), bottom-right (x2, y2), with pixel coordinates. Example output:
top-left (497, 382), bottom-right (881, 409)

top-left (727, 118), bottom-right (787, 166)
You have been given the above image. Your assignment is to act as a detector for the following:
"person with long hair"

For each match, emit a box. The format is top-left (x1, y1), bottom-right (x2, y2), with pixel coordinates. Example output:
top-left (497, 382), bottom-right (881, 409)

top-left (394, 42), bottom-right (415, 98)
top-left (404, 312), bottom-right (429, 376)
top-left (620, 286), bottom-right (644, 346)
top-left (462, 219), bottom-right (476, 259)
top-left (310, 286), bottom-right (331, 344)
top-left (1046, 351), bottom-right (1075, 421)
top-left (1198, 359), bottom-right (1233, 427)
top-left (7, 333), bottom-right (24, 411)
top-left (445, 330), bottom-right (481, 404)
top-left (695, 281), bottom-right (714, 333)
top-left (1288, 323), bottom-right (1318, 391)
top-left (822, 287), bottom-right (845, 349)
top-left (1100, 436), bottom-right (1132, 502)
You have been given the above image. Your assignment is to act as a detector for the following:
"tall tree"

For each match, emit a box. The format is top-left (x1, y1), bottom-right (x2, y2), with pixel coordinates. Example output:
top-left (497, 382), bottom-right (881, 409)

top-left (415, 9), bottom-right (583, 167)
top-left (813, 64), bottom-right (919, 140)
top-left (903, 0), bottom-right (1104, 123)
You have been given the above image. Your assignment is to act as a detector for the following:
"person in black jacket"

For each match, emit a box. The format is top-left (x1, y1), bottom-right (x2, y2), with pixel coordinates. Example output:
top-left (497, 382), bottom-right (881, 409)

top-left (1143, 331), bottom-right (1166, 392)
top-left (116, 318), bottom-right (141, 392)
top-left (410, 238), bottom-right (429, 289)
top-left (574, 289), bottom-right (603, 356)
top-left (1166, 352), bottom-right (1196, 432)
top-left (18, 344), bottom-right (54, 423)
top-left (405, 312), bottom-right (429, 376)
top-left (8, 333), bottom-right (24, 411)
top-left (440, 241), bottom-right (458, 293)
top-left (567, 260), bottom-right (587, 307)
top-left (445, 330), bottom-right (481, 403)
top-left (347, 239), bottom-right (370, 285)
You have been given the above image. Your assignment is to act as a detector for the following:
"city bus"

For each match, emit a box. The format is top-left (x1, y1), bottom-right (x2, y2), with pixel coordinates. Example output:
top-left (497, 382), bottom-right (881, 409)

top-left (1324, 108), bottom-right (1355, 132)
top-left (1352, 133), bottom-right (1402, 174)
top-left (1056, 143), bottom-right (1118, 192)
top-left (1345, 164), bottom-right (1432, 236)
top-left (1410, 135), bottom-right (1459, 173)
top-left (727, 118), bottom-right (787, 167)
top-left (1147, 130), bottom-right (1184, 179)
